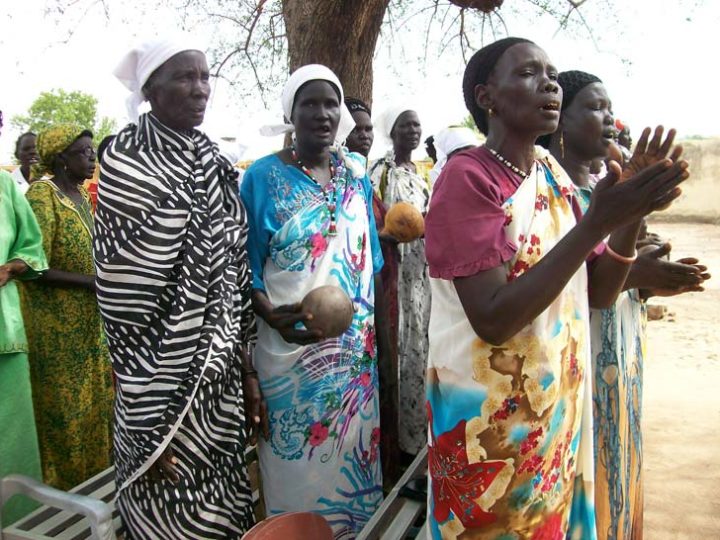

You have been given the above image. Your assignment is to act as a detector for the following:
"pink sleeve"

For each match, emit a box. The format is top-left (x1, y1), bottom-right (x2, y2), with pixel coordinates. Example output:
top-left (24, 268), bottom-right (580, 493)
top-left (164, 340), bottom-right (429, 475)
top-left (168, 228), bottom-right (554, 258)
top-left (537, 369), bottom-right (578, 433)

top-left (425, 157), bottom-right (518, 280)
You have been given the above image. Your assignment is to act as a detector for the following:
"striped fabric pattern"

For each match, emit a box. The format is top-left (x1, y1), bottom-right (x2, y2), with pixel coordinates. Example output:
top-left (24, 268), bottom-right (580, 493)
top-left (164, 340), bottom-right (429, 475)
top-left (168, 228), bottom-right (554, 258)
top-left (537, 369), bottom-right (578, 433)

top-left (93, 113), bottom-right (255, 538)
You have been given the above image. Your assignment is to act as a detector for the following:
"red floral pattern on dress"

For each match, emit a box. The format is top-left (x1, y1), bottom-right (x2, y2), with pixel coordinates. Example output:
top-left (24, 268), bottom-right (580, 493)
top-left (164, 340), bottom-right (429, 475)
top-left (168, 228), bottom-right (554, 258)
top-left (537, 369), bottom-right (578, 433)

top-left (309, 232), bottom-right (328, 258)
top-left (519, 427), bottom-right (544, 455)
top-left (508, 259), bottom-right (530, 281)
top-left (530, 512), bottom-right (564, 540)
top-left (427, 404), bottom-right (506, 528)
top-left (535, 194), bottom-right (549, 211)
top-left (491, 395), bottom-right (521, 422)
top-left (308, 421), bottom-right (329, 447)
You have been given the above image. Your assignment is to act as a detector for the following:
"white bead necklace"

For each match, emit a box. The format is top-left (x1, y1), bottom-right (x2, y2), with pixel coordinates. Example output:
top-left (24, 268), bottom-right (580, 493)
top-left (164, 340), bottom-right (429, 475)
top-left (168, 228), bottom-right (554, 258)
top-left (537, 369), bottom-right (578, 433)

top-left (487, 147), bottom-right (530, 179)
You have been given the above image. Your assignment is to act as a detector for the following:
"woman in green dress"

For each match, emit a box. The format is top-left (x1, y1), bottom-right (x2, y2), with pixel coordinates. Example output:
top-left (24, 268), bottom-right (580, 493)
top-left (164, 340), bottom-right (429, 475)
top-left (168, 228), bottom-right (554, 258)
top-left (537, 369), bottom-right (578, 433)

top-left (0, 163), bottom-right (48, 525)
top-left (21, 124), bottom-right (114, 490)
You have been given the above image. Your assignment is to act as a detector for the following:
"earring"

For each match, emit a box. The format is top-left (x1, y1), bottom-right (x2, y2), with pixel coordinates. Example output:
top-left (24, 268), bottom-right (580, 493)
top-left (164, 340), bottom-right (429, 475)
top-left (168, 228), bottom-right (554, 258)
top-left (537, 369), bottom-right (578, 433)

top-left (560, 131), bottom-right (565, 159)
top-left (488, 108), bottom-right (495, 117)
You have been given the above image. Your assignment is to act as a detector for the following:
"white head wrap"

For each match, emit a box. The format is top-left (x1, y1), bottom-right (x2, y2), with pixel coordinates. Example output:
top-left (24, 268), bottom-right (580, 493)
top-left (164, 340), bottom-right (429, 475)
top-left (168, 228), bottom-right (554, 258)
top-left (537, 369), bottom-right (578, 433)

top-left (260, 64), bottom-right (355, 145)
top-left (434, 126), bottom-right (481, 161)
top-left (114, 36), bottom-right (206, 122)
top-left (428, 126), bottom-right (482, 185)
top-left (377, 104), bottom-right (420, 149)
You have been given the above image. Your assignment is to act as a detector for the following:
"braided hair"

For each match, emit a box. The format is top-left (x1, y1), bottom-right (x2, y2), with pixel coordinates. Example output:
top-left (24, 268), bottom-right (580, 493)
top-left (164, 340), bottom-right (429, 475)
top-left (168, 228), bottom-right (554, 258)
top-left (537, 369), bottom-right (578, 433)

top-left (462, 37), bottom-right (533, 135)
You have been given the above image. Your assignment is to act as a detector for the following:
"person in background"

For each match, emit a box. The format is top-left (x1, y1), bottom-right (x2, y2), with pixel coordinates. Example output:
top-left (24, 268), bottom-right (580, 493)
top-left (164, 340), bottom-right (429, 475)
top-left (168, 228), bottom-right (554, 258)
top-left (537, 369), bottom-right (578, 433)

top-left (345, 96), bottom-right (401, 484)
top-left (21, 124), bottom-right (113, 491)
top-left (428, 125), bottom-right (481, 185)
top-left (425, 135), bottom-right (437, 164)
top-left (369, 106), bottom-right (431, 460)
top-left (424, 37), bottom-right (689, 538)
top-left (96, 39), bottom-right (260, 539)
top-left (344, 97), bottom-right (374, 163)
top-left (0, 113), bottom-right (48, 526)
top-left (616, 119), bottom-right (633, 162)
top-left (11, 132), bottom-right (38, 193)
top-left (545, 69), bottom-right (710, 540)
top-left (243, 65), bottom-right (388, 538)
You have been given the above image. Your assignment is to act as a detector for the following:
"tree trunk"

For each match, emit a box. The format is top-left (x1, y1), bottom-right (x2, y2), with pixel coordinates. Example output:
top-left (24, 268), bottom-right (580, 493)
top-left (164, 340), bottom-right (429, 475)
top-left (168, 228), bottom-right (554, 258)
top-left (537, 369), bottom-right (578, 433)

top-left (282, 0), bottom-right (390, 106)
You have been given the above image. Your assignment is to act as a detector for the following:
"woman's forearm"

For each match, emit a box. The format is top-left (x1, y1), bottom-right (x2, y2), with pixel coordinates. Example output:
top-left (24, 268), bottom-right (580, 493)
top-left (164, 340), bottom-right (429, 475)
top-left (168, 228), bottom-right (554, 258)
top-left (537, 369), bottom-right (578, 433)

top-left (456, 218), bottom-right (605, 345)
top-left (41, 269), bottom-right (95, 290)
top-left (588, 220), bottom-right (642, 308)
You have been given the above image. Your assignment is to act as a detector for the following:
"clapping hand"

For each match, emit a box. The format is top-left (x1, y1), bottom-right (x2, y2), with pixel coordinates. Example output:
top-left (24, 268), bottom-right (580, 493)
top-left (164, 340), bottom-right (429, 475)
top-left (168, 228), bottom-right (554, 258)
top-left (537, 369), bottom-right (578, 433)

top-left (633, 243), bottom-right (711, 298)
top-left (621, 126), bottom-right (683, 182)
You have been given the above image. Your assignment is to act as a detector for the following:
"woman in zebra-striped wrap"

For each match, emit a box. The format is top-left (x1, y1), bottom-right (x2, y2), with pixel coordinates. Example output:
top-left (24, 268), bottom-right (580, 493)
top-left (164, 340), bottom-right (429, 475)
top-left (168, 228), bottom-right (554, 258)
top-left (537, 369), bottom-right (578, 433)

top-left (93, 40), bottom-right (262, 539)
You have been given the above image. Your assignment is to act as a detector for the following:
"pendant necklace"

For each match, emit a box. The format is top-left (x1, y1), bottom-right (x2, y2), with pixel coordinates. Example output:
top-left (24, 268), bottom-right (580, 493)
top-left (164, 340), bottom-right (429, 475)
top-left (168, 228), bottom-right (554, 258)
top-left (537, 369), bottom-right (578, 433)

top-left (292, 146), bottom-right (341, 237)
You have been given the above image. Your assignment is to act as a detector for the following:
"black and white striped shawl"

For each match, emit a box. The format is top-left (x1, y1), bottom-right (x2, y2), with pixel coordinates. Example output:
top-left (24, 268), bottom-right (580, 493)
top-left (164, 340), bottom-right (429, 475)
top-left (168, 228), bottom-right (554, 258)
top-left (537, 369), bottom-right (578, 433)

top-left (93, 113), bottom-right (256, 494)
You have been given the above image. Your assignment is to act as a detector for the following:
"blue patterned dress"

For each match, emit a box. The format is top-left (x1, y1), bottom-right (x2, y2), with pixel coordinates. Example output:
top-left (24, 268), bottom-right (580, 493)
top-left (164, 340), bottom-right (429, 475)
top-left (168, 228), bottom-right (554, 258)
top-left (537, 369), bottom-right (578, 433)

top-left (241, 151), bottom-right (384, 539)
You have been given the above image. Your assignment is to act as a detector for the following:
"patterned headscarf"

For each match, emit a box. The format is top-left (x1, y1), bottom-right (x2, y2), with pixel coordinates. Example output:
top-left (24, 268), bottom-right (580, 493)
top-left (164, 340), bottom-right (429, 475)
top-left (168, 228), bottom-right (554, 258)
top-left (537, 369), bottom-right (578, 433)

top-left (34, 124), bottom-right (92, 177)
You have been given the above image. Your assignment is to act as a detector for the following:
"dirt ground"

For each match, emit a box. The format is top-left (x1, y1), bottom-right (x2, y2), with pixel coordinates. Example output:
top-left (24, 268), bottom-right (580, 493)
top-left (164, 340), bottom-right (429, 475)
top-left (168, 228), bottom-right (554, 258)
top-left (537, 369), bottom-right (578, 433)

top-left (642, 221), bottom-right (720, 539)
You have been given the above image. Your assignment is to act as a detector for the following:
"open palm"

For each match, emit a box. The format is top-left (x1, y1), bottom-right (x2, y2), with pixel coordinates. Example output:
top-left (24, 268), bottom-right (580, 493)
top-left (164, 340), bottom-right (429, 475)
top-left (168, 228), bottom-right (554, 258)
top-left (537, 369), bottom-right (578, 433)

top-left (621, 126), bottom-right (683, 182)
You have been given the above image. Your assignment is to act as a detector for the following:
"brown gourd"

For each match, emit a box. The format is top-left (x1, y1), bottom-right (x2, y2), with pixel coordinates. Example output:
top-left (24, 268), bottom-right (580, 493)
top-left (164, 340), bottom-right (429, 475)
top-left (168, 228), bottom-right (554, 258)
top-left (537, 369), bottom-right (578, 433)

top-left (301, 285), bottom-right (354, 338)
top-left (381, 201), bottom-right (425, 243)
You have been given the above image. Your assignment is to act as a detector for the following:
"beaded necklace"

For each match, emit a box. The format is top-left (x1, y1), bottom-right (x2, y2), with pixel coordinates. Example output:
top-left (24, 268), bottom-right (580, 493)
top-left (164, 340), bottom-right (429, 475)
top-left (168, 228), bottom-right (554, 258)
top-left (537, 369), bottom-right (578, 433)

top-left (487, 147), bottom-right (530, 179)
top-left (291, 146), bottom-right (342, 237)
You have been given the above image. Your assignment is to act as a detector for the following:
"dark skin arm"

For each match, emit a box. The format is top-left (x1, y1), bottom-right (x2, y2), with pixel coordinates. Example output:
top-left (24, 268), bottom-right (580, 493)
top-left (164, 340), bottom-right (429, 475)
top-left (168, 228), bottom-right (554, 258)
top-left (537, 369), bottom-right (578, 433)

top-left (40, 269), bottom-right (96, 292)
top-left (240, 346), bottom-right (270, 445)
top-left (251, 288), bottom-right (323, 345)
top-left (0, 259), bottom-right (29, 287)
top-left (374, 275), bottom-right (396, 415)
top-left (455, 159), bottom-right (688, 345)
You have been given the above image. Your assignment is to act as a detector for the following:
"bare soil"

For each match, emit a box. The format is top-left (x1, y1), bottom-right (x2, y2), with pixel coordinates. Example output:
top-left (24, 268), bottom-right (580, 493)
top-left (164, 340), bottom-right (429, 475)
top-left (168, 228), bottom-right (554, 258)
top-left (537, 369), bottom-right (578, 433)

top-left (643, 222), bottom-right (720, 539)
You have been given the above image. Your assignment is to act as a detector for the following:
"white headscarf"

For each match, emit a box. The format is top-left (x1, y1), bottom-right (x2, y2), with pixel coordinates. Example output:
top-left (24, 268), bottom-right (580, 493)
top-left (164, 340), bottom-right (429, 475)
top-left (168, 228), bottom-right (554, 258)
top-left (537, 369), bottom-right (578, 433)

top-left (114, 36), bottom-right (206, 122)
top-left (428, 126), bottom-right (482, 185)
top-left (434, 126), bottom-right (481, 161)
top-left (260, 64), bottom-right (355, 145)
top-left (377, 104), bottom-right (419, 149)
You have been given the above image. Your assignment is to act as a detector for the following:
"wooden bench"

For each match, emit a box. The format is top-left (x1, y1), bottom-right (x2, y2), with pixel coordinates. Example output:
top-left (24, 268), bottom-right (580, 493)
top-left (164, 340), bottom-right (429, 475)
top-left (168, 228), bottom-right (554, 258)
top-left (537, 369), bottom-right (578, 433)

top-left (1, 447), bottom-right (427, 539)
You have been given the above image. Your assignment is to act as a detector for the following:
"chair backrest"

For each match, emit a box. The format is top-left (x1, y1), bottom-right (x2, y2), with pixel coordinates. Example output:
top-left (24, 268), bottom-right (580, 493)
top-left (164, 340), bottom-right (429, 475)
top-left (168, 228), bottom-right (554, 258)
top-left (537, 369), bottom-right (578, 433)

top-left (241, 512), bottom-right (333, 540)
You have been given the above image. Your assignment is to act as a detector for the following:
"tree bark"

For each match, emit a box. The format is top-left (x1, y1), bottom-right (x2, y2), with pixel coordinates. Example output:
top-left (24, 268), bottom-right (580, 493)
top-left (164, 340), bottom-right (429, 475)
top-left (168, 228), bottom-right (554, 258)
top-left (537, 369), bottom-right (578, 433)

top-left (282, 0), bottom-right (391, 106)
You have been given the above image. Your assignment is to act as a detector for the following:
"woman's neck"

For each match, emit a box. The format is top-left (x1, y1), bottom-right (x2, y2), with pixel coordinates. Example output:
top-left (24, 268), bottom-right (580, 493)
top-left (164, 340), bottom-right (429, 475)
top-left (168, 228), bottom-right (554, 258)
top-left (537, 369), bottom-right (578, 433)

top-left (295, 142), bottom-right (330, 169)
top-left (52, 172), bottom-right (82, 194)
top-left (20, 164), bottom-right (32, 181)
top-left (549, 137), bottom-right (591, 187)
top-left (393, 146), bottom-right (414, 171)
top-left (485, 130), bottom-right (536, 175)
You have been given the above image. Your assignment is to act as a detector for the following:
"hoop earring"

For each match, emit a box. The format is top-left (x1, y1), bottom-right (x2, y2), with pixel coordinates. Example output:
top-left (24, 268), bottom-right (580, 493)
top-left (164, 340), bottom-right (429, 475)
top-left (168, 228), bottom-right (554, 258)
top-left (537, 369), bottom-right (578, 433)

top-left (560, 131), bottom-right (565, 159)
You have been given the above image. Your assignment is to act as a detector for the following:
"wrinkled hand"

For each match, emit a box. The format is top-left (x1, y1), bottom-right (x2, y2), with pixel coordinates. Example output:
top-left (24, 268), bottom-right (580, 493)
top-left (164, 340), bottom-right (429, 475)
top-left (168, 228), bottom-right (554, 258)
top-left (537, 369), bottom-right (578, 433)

top-left (266, 303), bottom-right (324, 345)
top-left (621, 126), bottom-right (683, 182)
top-left (147, 446), bottom-right (179, 484)
top-left (635, 244), bottom-right (711, 297)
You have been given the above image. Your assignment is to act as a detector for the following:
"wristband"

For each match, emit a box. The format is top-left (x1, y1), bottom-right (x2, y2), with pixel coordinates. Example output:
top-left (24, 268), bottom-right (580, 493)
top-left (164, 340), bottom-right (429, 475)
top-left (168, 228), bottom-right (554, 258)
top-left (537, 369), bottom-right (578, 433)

top-left (606, 244), bottom-right (637, 264)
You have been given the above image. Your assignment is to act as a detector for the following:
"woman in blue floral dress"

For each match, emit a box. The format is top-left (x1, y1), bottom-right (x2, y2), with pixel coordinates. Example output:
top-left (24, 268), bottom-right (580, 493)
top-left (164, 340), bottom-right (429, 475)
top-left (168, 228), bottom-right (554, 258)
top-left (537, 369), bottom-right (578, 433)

top-left (241, 65), bottom-right (386, 539)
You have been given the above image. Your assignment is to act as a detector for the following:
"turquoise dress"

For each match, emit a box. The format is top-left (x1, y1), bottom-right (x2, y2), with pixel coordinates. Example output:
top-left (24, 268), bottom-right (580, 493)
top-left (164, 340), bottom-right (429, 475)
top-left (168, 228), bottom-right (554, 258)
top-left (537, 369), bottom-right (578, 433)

top-left (241, 151), bottom-right (384, 538)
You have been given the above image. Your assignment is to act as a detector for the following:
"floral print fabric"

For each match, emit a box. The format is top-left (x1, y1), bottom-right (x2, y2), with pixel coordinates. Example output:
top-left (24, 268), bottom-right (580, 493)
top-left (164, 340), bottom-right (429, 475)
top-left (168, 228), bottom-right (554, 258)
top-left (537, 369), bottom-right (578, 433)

top-left (424, 150), bottom-right (597, 539)
top-left (21, 180), bottom-right (114, 490)
top-left (241, 152), bottom-right (383, 539)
